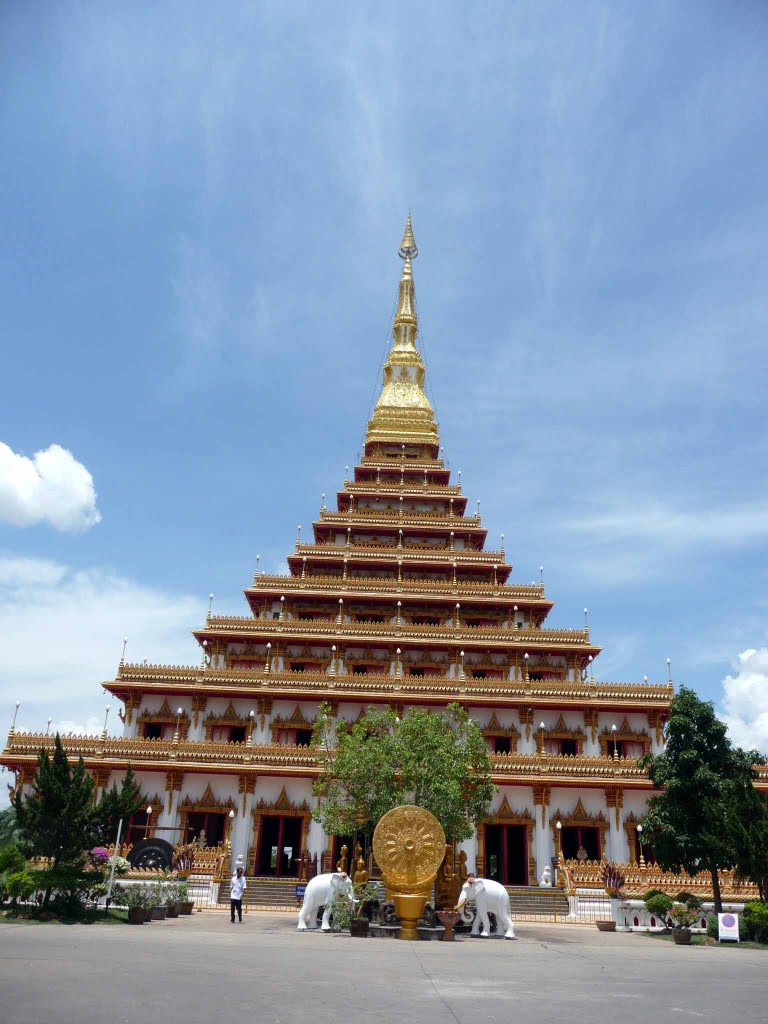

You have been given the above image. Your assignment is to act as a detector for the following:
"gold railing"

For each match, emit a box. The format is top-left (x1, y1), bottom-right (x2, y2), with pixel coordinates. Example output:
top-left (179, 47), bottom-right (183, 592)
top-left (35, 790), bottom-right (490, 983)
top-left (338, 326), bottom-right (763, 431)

top-left (319, 509), bottom-right (483, 527)
top-left (115, 662), bottom-right (675, 704)
top-left (202, 615), bottom-right (590, 646)
top-left (562, 858), bottom-right (762, 900)
top-left (293, 542), bottom-right (504, 562)
top-left (248, 574), bottom-right (546, 600)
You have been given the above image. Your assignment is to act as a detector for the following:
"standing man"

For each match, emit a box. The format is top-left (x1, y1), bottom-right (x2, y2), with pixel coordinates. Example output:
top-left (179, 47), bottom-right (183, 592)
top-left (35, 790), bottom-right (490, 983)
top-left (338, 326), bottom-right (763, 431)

top-left (230, 865), bottom-right (246, 924)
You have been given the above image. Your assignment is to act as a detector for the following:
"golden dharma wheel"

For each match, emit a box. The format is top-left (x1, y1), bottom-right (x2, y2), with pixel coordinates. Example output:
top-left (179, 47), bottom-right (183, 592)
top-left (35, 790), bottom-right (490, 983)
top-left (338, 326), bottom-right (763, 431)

top-left (372, 805), bottom-right (446, 888)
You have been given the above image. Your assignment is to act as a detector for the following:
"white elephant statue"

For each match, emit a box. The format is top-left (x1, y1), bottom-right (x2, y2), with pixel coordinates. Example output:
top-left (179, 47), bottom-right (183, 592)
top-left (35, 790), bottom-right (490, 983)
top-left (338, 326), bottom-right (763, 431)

top-left (297, 872), bottom-right (354, 931)
top-left (456, 875), bottom-right (516, 939)
top-left (539, 865), bottom-right (552, 888)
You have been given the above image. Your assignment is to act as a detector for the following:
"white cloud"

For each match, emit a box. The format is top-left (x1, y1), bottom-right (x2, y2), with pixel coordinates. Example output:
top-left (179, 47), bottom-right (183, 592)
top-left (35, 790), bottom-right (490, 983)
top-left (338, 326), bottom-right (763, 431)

top-left (0, 556), bottom-right (203, 732)
top-left (0, 442), bottom-right (101, 532)
top-left (720, 648), bottom-right (768, 754)
top-left (567, 500), bottom-right (768, 549)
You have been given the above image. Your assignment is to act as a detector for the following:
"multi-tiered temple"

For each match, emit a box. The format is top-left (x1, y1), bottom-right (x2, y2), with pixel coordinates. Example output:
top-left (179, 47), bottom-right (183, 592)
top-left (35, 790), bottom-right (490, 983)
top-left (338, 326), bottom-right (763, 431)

top-left (3, 219), bottom-right (679, 886)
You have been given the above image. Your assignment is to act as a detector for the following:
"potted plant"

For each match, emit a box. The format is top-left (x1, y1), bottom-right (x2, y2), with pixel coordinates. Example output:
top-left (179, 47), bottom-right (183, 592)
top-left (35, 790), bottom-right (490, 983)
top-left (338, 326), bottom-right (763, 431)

top-left (670, 894), bottom-right (703, 944)
top-left (328, 881), bottom-right (379, 936)
top-left (596, 862), bottom-right (625, 931)
top-left (149, 882), bottom-right (167, 921)
top-left (176, 881), bottom-right (194, 915)
top-left (118, 885), bottom-right (147, 925)
top-left (165, 882), bottom-right (181, 918)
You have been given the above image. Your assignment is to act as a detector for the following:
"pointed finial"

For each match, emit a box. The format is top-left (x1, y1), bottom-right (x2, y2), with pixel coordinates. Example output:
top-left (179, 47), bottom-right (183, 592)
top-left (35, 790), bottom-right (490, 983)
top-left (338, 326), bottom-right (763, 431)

top-left (399, 214), bottom-right (417, 260)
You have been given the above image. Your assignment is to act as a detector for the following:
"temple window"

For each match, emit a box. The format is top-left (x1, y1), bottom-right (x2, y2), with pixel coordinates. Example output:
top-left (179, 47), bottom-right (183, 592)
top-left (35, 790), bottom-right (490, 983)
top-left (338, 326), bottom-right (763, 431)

top-left (352, 665), bottom-right (368, 675)
top-left (492, 735), bottom-right (511, 754)
top-left (472, 670), bottom-right (487, 679)
top-left (409, 668), bottom-right (425, 677)
top-left (290, 662), bottom-right (306, 672)
top-left (296, 729), bottom-right (313, 746)
top-left (142, 722), bottom-right (165, 740)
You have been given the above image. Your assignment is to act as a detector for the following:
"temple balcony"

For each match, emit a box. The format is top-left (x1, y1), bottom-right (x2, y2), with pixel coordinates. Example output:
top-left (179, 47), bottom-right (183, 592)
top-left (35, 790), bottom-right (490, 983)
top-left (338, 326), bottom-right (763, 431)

top-left (7, 731), bottom-right (764, 789)
top-left (247, 573), bottom-right (547, 602)
top-left (342, 481), bottom-right (464, 495)
top-left (110, 663), bottom-right (673, 708)
top-left (199, 614), bottom-right (591, 647)
top-left (292, 542), bottom-right (506, 562)
top-left (317, 508), bottom-right (484, 530)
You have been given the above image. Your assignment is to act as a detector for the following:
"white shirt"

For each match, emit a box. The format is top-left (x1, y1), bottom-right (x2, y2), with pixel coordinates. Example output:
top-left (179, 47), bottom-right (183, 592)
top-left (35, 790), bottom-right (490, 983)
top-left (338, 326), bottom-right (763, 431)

top-left (231, 874), bottom-right (246, 899)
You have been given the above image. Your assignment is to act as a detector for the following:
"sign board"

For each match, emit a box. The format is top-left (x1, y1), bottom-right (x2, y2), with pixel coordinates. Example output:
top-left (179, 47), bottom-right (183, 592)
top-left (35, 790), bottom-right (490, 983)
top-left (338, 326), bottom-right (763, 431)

top-left (295, 885), bottom-right (307, 899)
top-left (718, 912), bottom-right (740, 942)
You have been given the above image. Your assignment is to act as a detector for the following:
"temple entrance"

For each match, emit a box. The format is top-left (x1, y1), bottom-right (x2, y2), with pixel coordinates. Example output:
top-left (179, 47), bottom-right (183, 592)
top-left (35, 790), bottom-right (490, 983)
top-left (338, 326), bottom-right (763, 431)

top-left (185, 811), bottom-right (226, 847)
top-left (483, 824), bottom-right (528, 885)
top-left (561, 825), bottom-right (600, 861)
top-left (256, 815), bottom-right (302, 876)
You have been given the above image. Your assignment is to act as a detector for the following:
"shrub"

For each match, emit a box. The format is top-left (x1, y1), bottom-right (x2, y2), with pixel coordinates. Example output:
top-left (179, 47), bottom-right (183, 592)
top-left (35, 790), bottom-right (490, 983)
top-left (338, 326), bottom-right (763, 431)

top-left (707, 910), bottom-right (752, 942)
top-left (644, 892), bottom-right (673, 923)
top-left (674, 891), bottom-right (702, 910)
top-left (642, 888), bottom-right (666, 902)
top-left (33, 867), bottom-right (105, 917)
top-left (5, 870), bottom-right (37, 906)
top-left (743, 902), bottom-right (768, 943)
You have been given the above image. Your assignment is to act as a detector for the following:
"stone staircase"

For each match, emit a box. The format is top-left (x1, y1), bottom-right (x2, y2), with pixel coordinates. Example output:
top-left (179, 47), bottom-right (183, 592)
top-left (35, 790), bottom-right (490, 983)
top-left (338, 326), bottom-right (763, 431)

top-left (219, 877), bottom-right (299, 910)
top-left (218, 877), bottom-right (570, 919)
top-left (505, 886), bottom-right (570, 919)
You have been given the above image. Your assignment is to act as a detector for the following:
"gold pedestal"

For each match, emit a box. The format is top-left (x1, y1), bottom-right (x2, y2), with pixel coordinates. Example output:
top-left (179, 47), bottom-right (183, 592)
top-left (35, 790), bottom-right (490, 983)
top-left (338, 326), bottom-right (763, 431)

top-left (392, 882), bottom-right (434, 940)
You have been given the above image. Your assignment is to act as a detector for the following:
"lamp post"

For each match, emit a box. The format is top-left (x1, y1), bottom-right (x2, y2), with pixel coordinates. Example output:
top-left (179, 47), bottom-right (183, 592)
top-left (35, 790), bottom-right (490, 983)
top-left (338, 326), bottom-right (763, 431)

top-left (611, 724), bottom-right (618, 761)
top-left (556, 819), bottom-right (562, 853)
top-left (637, 824), bottom-right (646, 868)
top-left (248, 709), bottom-right (255, 747)
top-left (146, 805), bottom-right (153, 837)
top-left (539, 721), bottom-right (546, 757)
top-left (228, 808), bottom-right (236, 857)
top-left (46, 717), bottom-right (52, 737)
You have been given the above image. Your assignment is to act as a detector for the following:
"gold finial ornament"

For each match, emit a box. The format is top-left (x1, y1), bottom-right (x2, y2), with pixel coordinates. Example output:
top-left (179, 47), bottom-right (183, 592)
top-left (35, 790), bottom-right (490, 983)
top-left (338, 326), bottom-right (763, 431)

top-left (372, 804), bottom-right (446, 939)
top-left (364, 216), bottom-right (439, 452)
top-left (399, 213), bottom-right (418, 259)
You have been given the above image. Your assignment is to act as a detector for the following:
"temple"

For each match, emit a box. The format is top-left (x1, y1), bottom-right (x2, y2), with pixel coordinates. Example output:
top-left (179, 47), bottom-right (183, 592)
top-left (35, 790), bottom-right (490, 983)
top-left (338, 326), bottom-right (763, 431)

top-left (4, 218), bottom-right (701, 888)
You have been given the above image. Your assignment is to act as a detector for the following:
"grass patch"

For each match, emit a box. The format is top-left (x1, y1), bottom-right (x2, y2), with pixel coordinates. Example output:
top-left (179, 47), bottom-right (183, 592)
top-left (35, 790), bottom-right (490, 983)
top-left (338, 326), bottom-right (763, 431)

top-left (642, 932), bottom-right (767, 950)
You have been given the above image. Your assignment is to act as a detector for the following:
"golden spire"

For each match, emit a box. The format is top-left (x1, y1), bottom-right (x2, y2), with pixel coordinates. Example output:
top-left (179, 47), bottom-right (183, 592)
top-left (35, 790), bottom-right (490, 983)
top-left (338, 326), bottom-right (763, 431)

top-left (364, 216), bottom-right (439, 451)
top-left (399, 214), bottom-right (418, 259)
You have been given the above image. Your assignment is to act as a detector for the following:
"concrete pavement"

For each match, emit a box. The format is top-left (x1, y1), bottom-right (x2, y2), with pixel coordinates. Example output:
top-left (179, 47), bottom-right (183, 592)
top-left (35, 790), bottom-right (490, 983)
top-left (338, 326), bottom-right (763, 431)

top-left (0, 912), bottom-right (765, 1024)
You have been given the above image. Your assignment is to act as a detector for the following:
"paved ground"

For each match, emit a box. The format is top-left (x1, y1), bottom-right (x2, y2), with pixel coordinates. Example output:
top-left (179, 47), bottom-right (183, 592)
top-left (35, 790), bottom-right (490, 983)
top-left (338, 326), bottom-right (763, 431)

top-left (0, 911), bottom-right (765, 1024)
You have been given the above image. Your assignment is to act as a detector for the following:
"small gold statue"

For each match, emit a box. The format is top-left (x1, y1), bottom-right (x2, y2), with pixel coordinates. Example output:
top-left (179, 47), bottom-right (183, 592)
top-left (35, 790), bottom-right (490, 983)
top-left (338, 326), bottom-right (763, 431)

top-left (336, 844), bottom-right (348, 873)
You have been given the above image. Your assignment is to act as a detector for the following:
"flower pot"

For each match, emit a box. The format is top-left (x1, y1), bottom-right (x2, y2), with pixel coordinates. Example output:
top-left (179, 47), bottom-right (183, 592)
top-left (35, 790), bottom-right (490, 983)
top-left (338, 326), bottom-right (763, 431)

top-left (166, 904), bottom-right (180, 918)
top-left (127, 908), bottom-right (145, 925)
top-left (595, 920), bottom-right (616, 932)
top-left (673, 928), bottom-right (692, 945)
top-left (349, 919), bottom-right (370, 938)
top-left (179, 902), bottom-right (195, 916)
top-left (151, 906), bottom-right (168, 921)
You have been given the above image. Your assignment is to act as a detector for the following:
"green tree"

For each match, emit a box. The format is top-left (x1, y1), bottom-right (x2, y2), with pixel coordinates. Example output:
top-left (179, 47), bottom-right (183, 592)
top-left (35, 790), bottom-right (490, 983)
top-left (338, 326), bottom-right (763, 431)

top-left (14, 734), bottom-right (96, 872)
top-left (639, 686), bottom-right (763, 913)
top-left (92, 765), bottom-right (144, 844)
top-left (724, 770), bottom-right (768, 902)
top-left (0, 806), bottom-right (21, 846)
top-left (311, 702), bottom-right (495, 845)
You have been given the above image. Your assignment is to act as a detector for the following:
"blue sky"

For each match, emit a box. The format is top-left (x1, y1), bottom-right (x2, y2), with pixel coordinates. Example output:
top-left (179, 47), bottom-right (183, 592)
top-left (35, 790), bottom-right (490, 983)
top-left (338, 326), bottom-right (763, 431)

top-left (1, 2), bottom-right (768, 753)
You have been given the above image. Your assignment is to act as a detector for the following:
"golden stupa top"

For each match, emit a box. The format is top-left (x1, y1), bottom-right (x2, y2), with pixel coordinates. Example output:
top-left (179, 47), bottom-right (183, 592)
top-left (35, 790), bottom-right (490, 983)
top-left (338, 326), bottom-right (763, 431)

top-left (364, 216), bottom-right (439, 450)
